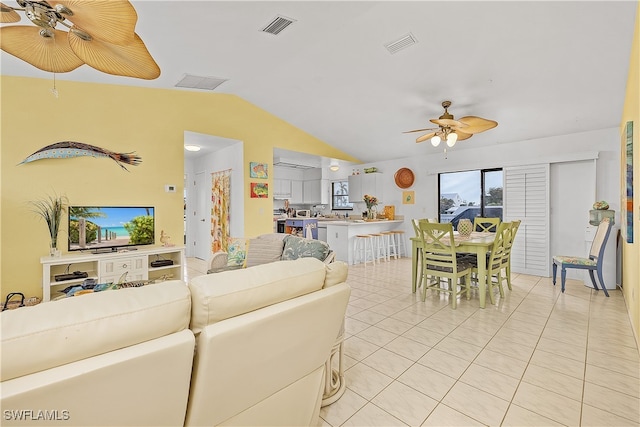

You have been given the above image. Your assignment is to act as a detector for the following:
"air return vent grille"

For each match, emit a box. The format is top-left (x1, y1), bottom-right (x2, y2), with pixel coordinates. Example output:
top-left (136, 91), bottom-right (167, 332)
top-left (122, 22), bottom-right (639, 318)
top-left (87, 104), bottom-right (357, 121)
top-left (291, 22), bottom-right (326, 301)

top-left (175, 74), bottom-right (228, 91)
top-left (261, 15), bottom-right (296, 35)
top-left (384, 33), bottom-right (418, 54)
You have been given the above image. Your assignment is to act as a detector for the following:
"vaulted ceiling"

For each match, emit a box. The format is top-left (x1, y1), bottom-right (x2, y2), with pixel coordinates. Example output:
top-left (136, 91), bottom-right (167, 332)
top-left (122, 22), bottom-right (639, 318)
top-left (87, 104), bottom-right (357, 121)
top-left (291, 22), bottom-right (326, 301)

top-left (2, 1), bottom-right (637, 162)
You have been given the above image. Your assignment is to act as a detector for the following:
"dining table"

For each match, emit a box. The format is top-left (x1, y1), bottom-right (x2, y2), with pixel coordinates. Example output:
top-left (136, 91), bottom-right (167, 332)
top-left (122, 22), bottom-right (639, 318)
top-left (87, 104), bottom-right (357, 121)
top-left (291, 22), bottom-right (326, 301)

top-left (410, 231), bottom-right (497, 309)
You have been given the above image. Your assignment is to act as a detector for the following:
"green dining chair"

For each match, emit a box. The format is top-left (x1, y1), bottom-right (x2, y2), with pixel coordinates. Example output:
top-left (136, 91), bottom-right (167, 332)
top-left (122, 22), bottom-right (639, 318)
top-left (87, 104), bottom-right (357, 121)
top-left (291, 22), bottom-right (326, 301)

top-left (552, 217), bottom-right (613, 296)
top-left (473, 217), bottom-right (501, 232)
top-left (411, 218), bottom-right (430, 292)
top-left (468, 221), bottom-right (510, 305)
top-left (500, 220), bottom-right (521, 291)
top-left (417, 221), bottom-right (472, 309)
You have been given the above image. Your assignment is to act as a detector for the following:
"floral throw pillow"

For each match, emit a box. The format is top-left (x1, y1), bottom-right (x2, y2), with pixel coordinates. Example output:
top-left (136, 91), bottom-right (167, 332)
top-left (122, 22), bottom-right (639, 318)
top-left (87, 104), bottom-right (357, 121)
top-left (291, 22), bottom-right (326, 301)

top-left (282, 235), bottom-right (330, 262)
top-left (226, 238), bottom-right (247, 267)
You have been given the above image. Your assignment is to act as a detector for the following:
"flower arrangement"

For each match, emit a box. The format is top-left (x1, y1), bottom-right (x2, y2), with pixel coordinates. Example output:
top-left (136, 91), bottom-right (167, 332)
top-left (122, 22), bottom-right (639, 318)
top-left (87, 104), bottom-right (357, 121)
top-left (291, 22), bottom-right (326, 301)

top-left (363, 194), bottom-right (378, 209)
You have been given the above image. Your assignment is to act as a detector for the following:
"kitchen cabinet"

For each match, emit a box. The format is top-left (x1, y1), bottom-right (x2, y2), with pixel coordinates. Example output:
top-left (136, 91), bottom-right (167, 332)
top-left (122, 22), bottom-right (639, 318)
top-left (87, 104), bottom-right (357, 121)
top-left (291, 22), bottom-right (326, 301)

top-left (274, 179), bottom-right (291, 199)
top-left (303, 179), bottom-right (329, 204)
top-left (291, 180), bottom-right (303, 203)
top-left (348, 173), bottom-right (383, 203)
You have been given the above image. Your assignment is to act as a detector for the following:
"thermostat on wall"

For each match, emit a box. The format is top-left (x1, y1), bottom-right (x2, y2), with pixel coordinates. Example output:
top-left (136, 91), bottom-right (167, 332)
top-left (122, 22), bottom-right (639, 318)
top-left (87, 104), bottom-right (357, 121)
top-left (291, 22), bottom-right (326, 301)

top-left (165, 184), bottom-right (176, 193)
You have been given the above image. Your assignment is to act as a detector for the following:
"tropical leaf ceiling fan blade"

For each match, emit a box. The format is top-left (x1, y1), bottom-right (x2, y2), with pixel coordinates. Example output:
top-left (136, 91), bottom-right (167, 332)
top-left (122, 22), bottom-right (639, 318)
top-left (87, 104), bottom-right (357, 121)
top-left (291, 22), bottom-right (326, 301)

top-left (403, 127), bottom-right (438, 134)
top-left (68, 29), bottom-right (160, 79)
top-left (454, 130), bottom-right (473, 141)
top-left (47, 0), bottom-right (138, 45)
top-left (457, 116), bottom-right (498, 134)
top-left (416, 132), bottom-right (438, 143)
top-left (0, 2), bottom-right (20, 23)
top-left (429, 118), bottom-right (466, 128)
top-left (0, 26), bottom-right (84, 72)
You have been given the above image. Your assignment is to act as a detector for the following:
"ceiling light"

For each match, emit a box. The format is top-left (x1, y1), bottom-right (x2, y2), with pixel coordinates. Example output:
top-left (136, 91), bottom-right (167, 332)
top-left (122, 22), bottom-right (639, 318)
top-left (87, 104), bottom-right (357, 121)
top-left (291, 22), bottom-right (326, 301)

top-left (329, 160), bottom-right (340, 171)
top-left (184, 145), bottom-right (201, 152)
top-left (446, 132), bottom-right (458, 147)
top-left (431, 135), bottom-right (441, 147)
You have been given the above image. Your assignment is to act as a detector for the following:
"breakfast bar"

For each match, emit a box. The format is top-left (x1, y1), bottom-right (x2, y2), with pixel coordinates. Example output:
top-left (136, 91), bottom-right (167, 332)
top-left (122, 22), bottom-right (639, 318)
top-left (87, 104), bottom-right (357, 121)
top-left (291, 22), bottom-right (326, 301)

top-left (323, 219), bottom-right (404, 264)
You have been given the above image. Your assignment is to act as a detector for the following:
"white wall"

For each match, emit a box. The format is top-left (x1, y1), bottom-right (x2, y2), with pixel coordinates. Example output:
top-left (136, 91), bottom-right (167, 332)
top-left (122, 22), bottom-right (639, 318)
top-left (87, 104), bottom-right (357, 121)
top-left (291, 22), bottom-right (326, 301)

top-left (349, 127), bottom-right (620, 277)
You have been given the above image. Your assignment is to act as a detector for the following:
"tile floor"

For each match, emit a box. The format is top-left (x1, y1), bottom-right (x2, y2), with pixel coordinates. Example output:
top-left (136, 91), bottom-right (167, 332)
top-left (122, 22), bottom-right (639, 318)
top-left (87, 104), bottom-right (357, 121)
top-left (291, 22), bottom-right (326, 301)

top-left (185, 256), bottom-right (640, 427)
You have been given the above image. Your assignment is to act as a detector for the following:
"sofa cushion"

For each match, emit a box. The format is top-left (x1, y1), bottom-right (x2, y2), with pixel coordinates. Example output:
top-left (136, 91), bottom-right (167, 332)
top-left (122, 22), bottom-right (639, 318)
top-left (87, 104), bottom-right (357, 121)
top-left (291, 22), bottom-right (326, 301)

top-left (245, 237), bottom-right (285, 268)
top-left (324, 261), bottom-right (348, 288)
top-left (189, 257), bottom-right (328, 335)
top-left (281, 235), bottom-right (330, 262)
top-left (226, 238), bottom-right (248, 267)
top-left (1, 281), bottom-right (191, 381)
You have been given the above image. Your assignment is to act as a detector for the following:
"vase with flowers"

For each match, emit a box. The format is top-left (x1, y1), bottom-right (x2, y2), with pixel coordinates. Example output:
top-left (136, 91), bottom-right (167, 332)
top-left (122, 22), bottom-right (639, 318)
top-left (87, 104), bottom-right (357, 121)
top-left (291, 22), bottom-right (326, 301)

top-left (363, 194), bottom-right (378, 220)
top-left (30, 193), bottom-right (68, 257)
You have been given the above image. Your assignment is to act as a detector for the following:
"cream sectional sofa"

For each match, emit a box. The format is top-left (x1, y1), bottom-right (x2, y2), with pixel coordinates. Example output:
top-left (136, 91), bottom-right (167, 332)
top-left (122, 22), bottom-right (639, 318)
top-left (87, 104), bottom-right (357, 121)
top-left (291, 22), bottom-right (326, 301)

top-left (1, 257), bottom-right (350, 426)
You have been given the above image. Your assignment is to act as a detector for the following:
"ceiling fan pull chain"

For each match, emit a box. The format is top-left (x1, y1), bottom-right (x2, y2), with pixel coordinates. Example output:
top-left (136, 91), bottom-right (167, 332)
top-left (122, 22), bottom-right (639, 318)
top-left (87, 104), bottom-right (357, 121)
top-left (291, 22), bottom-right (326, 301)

top-left (51, 72), bottom-right (58, 98)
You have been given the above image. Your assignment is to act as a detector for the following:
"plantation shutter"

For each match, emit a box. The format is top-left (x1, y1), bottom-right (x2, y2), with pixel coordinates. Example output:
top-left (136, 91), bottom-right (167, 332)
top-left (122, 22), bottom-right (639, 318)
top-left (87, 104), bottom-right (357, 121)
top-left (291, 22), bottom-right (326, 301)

top-left (504, 164), bottom-right (550, 276)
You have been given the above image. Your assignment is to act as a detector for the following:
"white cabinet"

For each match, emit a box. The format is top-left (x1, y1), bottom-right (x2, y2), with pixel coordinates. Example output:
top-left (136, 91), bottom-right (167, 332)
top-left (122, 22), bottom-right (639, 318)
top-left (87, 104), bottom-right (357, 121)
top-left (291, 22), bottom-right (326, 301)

top-left (291, 180), bottom-right (303, 203)
top-left (349, 173), bottom-right (383, 203)
top-left (348, 175), bottom-right (362, 202)
top-left (303, 179), bottom-right (329, 204)
top-left (274, 179), bottom-right (291, 199)
top-left (41, 246), bottom-right (186, 302)
top-left (100, 256), bottom-right (147, 284)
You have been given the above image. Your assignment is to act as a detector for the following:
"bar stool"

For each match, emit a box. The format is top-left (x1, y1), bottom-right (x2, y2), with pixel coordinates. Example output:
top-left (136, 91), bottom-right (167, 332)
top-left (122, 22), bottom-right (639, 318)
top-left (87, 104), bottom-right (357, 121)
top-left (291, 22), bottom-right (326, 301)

top-left (353, 234), bottom-right (376, 266)
top-left (391, 230), bottom-right (407, 258)
top-left (370, 233), bottom-right (387, 262)
top-left (381, 231), bottom-right (398, 260)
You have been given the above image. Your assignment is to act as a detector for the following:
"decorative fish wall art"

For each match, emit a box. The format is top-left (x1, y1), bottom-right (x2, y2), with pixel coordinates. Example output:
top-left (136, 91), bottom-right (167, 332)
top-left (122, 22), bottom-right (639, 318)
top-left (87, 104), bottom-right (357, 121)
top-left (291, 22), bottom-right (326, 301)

top-left (18, 141), bottom-right (142, 171)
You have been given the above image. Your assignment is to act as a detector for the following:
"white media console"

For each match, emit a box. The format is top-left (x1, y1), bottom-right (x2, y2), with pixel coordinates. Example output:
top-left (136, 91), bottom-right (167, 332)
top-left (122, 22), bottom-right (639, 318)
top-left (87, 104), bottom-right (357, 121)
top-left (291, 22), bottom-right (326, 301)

top-left (40, 245), bottom-right (186, 302)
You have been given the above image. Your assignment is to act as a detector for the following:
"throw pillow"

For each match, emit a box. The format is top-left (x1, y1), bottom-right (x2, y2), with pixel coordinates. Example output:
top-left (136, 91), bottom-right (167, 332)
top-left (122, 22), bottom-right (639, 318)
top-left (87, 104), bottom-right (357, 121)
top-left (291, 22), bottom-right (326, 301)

top-left (282, 235), bottom-right (330, 262)
top-left (226, 238), bottom-right (247, 267)
top-left (245, 238), bottom-right (284, 268)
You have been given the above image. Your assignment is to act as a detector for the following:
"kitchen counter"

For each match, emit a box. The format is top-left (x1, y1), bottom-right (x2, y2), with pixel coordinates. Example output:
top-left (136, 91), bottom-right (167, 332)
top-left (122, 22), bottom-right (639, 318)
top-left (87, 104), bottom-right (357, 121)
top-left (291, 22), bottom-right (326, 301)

top-left (324, 219), bottom-right (404, 264)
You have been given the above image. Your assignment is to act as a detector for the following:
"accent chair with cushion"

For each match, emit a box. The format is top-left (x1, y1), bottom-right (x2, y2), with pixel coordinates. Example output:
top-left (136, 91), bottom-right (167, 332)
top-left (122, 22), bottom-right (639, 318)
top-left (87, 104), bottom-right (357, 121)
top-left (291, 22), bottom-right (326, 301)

top-left (552, 217), bottom-right (613, 296)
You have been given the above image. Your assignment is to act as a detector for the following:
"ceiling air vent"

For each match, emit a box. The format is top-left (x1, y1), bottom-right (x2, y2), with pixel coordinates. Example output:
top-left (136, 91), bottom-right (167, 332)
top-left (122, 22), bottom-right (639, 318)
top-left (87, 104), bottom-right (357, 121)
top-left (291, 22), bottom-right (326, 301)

top-left (384, 32), bottom-right (418, 54)
top-left (261, 15), bottom-right (296, 35)
top-left (175, 74), bottom-right (228, 91)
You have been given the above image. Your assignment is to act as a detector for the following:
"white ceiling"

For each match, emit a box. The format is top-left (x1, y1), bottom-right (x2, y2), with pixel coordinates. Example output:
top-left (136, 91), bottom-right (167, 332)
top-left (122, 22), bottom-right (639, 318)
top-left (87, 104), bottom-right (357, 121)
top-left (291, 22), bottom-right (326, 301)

top-left (1, 1), bottom-right (637, 163)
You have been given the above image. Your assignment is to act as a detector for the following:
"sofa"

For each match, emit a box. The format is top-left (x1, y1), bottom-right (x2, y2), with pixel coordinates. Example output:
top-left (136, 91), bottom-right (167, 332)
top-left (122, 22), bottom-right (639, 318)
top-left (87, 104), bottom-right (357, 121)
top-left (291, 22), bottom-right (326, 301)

top-left (208, 233), bottom-right (334, 274)
top-left (1, 257), bottom-right (350, 426)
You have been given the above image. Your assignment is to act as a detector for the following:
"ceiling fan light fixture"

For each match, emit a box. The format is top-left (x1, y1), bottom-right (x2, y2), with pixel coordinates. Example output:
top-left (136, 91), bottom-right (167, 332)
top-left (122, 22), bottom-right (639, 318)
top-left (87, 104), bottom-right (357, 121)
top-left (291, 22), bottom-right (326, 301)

top-left (446, 132), bottom-right (458, 147)
top-left (431, 135), bottom-right (441, 147)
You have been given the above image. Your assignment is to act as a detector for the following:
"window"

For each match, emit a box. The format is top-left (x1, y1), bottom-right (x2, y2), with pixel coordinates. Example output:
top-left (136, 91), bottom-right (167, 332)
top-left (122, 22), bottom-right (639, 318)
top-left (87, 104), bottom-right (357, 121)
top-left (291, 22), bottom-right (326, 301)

top-left (438, 168), bottom-right (503, 226)
top-left (331, 180), bottom-right (353, 210)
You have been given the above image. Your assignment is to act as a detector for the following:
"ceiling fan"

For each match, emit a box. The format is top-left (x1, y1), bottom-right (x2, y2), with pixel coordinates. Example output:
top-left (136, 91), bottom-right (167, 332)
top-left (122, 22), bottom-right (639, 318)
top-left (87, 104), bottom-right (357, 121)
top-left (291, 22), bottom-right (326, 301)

top-left (0, 0), bottom-right (160, 79)
top-left (404, 101), bottom-right (498, 148)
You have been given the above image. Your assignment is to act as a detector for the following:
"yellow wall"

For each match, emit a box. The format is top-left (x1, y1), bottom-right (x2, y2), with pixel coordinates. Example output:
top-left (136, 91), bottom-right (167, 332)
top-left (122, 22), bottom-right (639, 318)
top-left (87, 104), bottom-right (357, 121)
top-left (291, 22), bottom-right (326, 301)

top-left (621, 4), bottom-right (640, 344)
top-left (0, 76), bottom-right (357, 300)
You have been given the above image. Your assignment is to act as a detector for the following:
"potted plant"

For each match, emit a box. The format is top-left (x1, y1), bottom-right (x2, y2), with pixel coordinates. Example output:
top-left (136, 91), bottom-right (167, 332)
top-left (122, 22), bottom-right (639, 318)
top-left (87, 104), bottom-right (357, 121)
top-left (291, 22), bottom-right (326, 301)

top-left (31, 194), bottom-right (68, 257)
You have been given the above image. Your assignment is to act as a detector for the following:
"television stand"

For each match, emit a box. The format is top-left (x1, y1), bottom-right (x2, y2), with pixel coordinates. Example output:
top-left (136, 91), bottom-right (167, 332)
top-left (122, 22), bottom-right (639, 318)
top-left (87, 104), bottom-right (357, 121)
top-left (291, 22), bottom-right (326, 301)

top-left (40, 246), bottom-right (185, 302)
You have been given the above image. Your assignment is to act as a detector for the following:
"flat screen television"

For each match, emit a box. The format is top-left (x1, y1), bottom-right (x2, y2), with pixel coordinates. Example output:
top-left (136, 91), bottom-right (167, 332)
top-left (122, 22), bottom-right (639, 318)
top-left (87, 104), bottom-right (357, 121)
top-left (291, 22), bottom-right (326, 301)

top-left (69, 206), bottom-right (155, 252)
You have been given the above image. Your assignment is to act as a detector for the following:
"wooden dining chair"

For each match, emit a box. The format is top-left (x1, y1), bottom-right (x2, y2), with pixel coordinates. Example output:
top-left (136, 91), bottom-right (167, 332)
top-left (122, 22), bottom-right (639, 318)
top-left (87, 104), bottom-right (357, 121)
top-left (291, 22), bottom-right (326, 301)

top-left (468, 221), bottom-right (510, 305)
top-left (473, 217), bottom-right (501, 232)
top-left (417, 221), bottom-right (472, 309)
top-left (500, 220), bottom-right (521, 291)
top-left (411, 218), bottom-right (430, 292)
top-left (552, 217), bottom-right (613, 297)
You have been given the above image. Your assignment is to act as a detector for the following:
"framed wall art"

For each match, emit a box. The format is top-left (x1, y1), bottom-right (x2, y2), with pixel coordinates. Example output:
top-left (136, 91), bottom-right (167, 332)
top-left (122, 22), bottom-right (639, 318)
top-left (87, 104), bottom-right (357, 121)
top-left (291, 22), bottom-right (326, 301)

top-left (250, 182), bottom-right (268, 198)
top-left (402, 191), bottom-right (415, 204)
top-left (249, 162), bottom-right (268, 179)
top-left (624, 121), bottom-right (634, 243)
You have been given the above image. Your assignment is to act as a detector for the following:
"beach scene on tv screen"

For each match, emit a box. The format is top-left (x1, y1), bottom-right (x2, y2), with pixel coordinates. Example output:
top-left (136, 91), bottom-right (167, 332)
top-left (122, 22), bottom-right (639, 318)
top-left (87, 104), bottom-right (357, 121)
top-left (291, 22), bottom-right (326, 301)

top-left (69, 207), bottom-right (154, 251)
